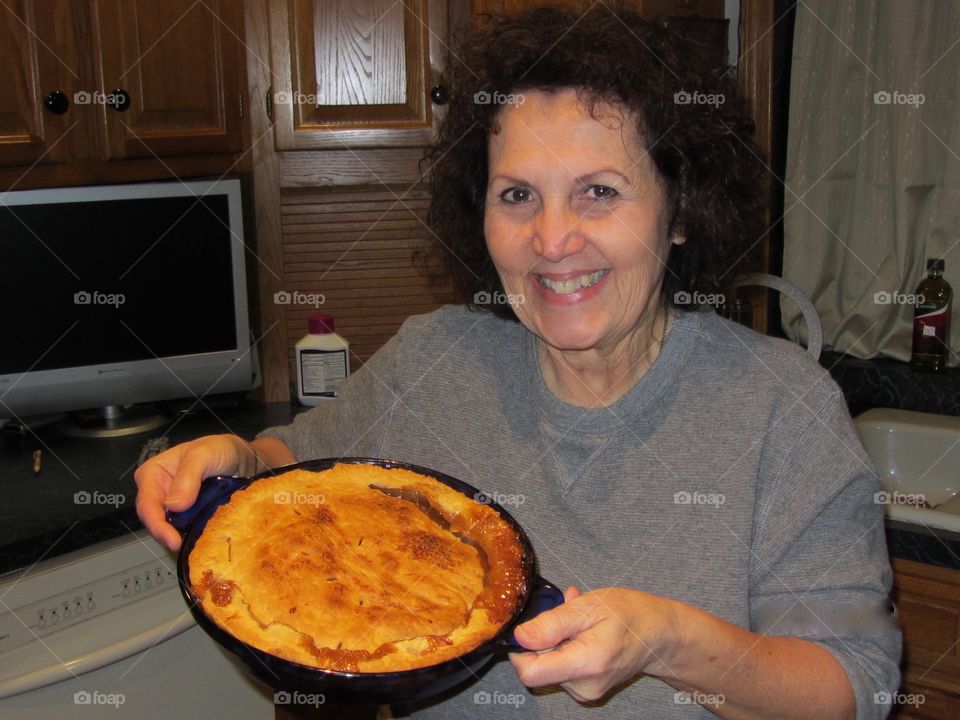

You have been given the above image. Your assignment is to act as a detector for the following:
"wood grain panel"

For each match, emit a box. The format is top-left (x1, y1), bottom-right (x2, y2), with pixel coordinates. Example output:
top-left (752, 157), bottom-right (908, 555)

top-left (91, 0), bottom-right (245, 159)
top-left (892, 557), bottom-right (960, 715)
top-left (0, 0), bottom-right (86, 167)
top-left (280, 148), bottom-right (426, 187)
top-left (280, 185), bottom-right (454, 380)
top-left (269, 0), bottom-right (437, 149)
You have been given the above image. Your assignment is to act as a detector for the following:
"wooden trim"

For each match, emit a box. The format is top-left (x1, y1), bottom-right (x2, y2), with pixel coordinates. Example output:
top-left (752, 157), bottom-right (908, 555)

top-left (736, 0), bottom-right (775, 333)
top-left (245, 0), bottom-right (290, 402)
top-left (280, 148), bottom-right (427, 188)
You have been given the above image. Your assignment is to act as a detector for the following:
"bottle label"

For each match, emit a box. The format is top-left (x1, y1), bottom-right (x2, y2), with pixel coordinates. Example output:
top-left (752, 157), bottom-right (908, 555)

top-left (299, 349), bottom-right (348, 396)
top-left (912, 304), bottom-right (949, 354)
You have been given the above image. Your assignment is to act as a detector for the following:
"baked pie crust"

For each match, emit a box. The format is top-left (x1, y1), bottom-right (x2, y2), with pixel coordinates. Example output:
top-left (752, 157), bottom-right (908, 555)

top-left (188, 463), bottom-right (527, 672)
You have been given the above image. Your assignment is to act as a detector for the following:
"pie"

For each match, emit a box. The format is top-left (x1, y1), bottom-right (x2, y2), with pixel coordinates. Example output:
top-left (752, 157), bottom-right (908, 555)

top-left (188, 463), bottom-right (528, 672)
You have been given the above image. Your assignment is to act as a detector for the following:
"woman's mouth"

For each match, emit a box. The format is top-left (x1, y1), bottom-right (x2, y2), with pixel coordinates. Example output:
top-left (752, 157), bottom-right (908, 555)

top-left (536, 269), bottom-right (609, 295)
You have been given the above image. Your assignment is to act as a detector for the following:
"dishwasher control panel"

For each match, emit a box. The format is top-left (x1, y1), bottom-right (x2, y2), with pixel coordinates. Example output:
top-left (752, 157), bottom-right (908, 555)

top-left (0, 558), bottom-right (177, 654)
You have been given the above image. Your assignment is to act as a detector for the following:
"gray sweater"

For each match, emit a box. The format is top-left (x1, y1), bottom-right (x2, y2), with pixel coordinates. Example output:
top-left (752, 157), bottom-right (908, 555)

top-left (258, 305), bottom-right (901, 719)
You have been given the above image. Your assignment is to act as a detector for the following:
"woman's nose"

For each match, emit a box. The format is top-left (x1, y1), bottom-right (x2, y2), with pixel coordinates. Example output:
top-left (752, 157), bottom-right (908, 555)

top-left (531, 200), bottom-right (587, 262)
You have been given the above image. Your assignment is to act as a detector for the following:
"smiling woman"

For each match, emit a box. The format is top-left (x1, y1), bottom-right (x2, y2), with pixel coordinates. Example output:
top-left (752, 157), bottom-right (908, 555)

top-left (135, 5), bottom-right (901, 720)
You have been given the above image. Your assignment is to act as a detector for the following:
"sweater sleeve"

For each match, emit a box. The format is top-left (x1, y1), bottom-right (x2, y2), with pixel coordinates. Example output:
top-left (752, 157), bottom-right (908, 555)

top-left (255, 331), bottom-right (403, 461)
top-left (749, 388), bottom-right (902, 720)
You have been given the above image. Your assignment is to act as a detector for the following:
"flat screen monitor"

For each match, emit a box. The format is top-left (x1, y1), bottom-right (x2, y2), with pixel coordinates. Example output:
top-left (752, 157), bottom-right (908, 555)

top-left (0, 178), bottom-right (256, 431)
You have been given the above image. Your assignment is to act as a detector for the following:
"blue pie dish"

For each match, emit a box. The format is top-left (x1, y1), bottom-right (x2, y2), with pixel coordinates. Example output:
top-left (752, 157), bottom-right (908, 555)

top-left (166, 457), bottom-right (564, 705)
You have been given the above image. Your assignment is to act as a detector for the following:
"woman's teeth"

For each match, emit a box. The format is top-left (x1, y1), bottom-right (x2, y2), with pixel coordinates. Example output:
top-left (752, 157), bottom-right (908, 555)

top-left (537, 270), bottom-right (608, 295)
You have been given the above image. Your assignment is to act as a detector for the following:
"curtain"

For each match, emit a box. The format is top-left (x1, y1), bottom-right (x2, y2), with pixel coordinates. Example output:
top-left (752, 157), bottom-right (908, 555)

top-left (782, 0), bottom-right (960, 363)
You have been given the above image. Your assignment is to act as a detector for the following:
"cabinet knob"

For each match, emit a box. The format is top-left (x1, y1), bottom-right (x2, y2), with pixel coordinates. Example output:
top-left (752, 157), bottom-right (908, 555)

top-left (107, 88), bottom-right (131, 112)
top-left (43, 90), bottom-right (70, 115)
top-left (430, 85), bottom-right (449, 105)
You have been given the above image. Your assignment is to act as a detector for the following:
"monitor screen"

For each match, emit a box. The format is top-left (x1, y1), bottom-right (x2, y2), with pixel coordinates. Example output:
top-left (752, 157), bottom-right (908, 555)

top-left (0, 178), bottom-right (253, 420)
top-left (1, 195), bottom-right (238, 374)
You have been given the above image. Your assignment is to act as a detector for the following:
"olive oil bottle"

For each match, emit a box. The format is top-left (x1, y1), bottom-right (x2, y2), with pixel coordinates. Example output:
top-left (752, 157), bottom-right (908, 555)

top-left (910, 258), bottom-right (953, 371)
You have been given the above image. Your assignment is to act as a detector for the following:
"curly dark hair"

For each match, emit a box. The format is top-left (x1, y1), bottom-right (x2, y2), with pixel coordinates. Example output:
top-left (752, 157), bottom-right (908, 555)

top-left (422, 4), bottom-right (764, 319)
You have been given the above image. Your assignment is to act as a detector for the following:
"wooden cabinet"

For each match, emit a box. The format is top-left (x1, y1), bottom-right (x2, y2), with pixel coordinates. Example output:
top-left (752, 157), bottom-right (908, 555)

top-left (0, 0), bottom-right (88, 167)
top-left (891, 558), bottom-right (960, 719)
top-left (267, 0), bottom-right (450, 149)
top-left (473, 0), bottom-right (723, 18)
top-left (0, 0), bottom-right (247, 186)
top-left (90, 0), bottom-right (245, 159)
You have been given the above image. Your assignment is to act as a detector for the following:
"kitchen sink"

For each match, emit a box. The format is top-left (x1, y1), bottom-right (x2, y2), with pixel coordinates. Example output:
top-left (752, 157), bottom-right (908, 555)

top-left (854, 408), bottom-right (960, 533)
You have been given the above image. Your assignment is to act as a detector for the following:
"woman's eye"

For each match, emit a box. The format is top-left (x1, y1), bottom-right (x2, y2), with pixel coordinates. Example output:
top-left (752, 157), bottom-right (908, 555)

top-left (584, 185), bottom-right (618, 201)
top-left (500, 187), bottom-right (533, 204)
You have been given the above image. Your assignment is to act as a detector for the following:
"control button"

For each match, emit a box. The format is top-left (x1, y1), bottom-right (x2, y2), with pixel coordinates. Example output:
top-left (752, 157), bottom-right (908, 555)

top-left (121, 579), bottom-right (131, 597)
top-left (63, 606), bottom-right (72, 619)
top-left (51, 610), bottom-right (59, 624)
top-left (37, 611), bottom-right (46, 629)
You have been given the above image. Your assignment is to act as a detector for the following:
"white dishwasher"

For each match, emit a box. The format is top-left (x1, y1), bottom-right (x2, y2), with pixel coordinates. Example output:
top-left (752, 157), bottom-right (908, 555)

top-left (0, 530), bottom-right (276, 719)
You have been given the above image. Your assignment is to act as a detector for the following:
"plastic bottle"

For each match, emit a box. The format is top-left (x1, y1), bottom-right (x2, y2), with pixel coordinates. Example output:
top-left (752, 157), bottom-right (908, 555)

top-left (295, 314), bottom-right (350, 404)
top-left (910, 258), bottom-right (953, 372)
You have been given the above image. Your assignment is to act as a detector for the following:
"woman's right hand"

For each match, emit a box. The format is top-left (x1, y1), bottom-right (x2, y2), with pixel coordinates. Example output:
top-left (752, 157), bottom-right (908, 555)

top-left (134, 434), bottom-right (256, 552)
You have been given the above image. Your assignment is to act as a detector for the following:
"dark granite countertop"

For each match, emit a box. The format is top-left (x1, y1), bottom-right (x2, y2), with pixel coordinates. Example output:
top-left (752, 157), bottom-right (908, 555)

top-left (3, 393), bottom-right (957, 579)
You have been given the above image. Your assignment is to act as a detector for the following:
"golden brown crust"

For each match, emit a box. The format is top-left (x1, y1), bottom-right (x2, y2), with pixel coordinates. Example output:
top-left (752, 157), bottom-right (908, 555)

top-left (188, 463), bottom-right (527, 672)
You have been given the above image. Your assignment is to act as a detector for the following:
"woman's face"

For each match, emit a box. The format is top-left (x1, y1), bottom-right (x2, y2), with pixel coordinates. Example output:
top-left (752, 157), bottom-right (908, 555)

top-left (484, 88), bottom-right (678, 355)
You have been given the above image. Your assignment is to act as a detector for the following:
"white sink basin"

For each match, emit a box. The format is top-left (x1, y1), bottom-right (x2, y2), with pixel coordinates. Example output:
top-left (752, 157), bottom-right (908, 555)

top-left (854, 408), bottom-right (960, 533)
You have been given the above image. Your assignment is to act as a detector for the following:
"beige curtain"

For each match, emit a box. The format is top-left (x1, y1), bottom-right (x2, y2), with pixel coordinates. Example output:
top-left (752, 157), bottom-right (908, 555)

top-left (782, 0), bottom-right (960, 363)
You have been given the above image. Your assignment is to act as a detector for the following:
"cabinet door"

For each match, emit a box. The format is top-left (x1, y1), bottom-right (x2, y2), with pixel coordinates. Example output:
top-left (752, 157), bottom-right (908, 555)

top-left (0, 0), bottom-right (86, 168)
top-left (90, 0), bottom-right (245, 159)
top-left (270, 0), bottom-right (447, 149)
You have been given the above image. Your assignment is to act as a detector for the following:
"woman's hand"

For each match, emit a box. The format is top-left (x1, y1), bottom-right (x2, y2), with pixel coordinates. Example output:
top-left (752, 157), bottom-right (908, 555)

top-left (510, 586), bottom-right (856, 720)
top-left (133, 434), bottom-right (295, 551)
top-left (509, 586), bottom-right (682, 702)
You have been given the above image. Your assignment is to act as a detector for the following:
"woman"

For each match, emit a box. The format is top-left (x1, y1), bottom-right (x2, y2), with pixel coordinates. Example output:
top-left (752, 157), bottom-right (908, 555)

top-left (135, 6), bottom-right (900, 719)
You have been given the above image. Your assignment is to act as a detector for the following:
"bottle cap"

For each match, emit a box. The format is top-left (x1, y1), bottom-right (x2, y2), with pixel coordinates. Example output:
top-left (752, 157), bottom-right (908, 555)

top-left (927, 258), bottom-right (945, 272)
top-left (308, 314), bottom-right (335, 334)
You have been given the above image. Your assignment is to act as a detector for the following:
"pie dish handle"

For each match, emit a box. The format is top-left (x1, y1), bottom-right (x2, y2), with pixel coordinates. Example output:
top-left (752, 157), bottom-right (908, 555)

top-left (497, 576), bottom-right (565, 653)
top-left (165, 475), bottom-right (249, 537)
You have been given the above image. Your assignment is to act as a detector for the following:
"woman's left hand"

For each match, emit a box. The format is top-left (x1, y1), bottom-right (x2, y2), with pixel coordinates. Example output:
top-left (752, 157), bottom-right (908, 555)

top-left (509, 586), bottom-right (682, 702)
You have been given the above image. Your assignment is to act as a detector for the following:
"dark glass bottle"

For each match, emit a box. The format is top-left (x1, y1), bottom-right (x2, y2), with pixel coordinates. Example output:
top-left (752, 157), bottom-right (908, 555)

top-left (910, 258), bottom-right (953, 372)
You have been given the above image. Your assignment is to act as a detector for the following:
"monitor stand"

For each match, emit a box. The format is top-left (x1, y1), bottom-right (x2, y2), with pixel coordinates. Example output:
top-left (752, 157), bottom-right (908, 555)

top-left (59, 404), bottom-right (169, 438)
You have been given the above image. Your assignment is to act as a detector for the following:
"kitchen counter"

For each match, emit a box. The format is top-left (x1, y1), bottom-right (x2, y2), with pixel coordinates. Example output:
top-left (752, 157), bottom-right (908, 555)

top-left (3, 395), bottom-right (956, 577)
